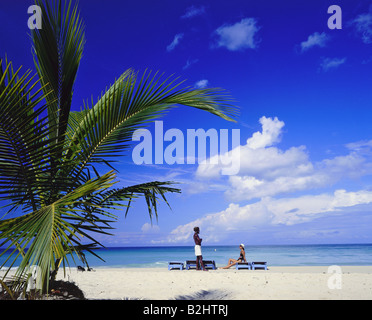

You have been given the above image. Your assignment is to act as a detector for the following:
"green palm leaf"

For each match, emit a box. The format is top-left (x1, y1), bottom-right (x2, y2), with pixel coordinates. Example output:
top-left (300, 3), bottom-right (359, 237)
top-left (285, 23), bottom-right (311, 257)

top-left (0, 0), bottom-right (240, 298)
top-left (89, 180), bottom-right (181, 222)
top-left (64, 70), bottom-right (238, 182)
top-left (0, 171), bottom-right (116, 292)
top-left (0, 59), bottom-right (58, 213)
top-left (31, 0), bottom-right (85, 154)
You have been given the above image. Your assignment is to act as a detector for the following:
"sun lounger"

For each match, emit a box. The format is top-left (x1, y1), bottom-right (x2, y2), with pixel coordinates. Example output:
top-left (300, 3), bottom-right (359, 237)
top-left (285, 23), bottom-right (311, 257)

top-left (235, 261), bottom-right (251, 270)
top-left (203, 260), bottom-right (217, 270)
top-left (185, 260), bottom-right (197, 270)
top-left (251, 261), bottom-right (267, 270)
top-left (168, 261), bottom-right (184, 270)
top-left (185, 260), bottom-right (216, 270)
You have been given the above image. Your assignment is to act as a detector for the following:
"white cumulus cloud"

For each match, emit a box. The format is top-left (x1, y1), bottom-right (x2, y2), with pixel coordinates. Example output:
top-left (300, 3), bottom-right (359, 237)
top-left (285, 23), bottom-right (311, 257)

top-left (196, 116), bottom-right (372, 201)
top-left (181, 5), bottom-right (206, 19)
top-left (300, 32), bottom-right (329, 52)
top-left (155, 116), bottom-right (372, 245)
top-left (350, 12), bottom-right (372, 44)
top-left (167, 33), bottom-right (184, 52)
top-left (141, 222), bottom-right (160, 233)
top-left (194, 79), bottom-right (209, 88)
top-left (246, 116), bottom-right (284, 149)
top-left (319, 57), bottom-right (346, 72)
top-left (159, 189), bottom-right (372, 244)
top-left (214, 18), bottom-right (261, 51)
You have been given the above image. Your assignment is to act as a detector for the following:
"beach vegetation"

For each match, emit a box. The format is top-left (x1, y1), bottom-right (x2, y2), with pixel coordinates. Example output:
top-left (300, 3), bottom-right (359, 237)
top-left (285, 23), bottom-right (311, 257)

top-left (0, 0), bottom-right (237, 297)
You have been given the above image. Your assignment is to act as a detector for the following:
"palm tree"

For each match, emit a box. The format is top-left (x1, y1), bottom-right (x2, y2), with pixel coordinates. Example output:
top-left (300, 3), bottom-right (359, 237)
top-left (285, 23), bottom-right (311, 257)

top-left (0, 0), bottom-right (238, 295)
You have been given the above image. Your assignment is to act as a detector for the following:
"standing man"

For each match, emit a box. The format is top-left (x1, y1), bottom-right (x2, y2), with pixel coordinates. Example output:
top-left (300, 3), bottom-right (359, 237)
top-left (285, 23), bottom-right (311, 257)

top-left (193, 227), bottom-right (207, 271)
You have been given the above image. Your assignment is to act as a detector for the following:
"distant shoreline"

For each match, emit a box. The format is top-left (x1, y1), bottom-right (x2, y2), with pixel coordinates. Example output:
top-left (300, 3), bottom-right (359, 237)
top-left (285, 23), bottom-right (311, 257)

top-left (2, 243), bottom-right (372, 268)
top-left (81, 243), bottom-right (372, 249)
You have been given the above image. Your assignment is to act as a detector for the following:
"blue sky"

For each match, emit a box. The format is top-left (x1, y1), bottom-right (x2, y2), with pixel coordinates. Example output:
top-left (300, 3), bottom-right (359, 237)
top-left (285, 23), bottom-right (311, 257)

top-left (2, 0), bottom-right (372, 246)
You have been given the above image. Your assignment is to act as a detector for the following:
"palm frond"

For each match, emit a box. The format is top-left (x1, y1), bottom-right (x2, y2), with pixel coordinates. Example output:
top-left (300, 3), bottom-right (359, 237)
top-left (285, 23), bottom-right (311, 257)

top-left (0, 171), bottom-right (116, 292)
top-left (0, 0), bottom-right (240, 297)
top-left (0, 59), bottom-right (59, 213)
top-left (89, 180), bottom-right (180, 222)
top-left (31, 0), bottom-right (85, 152)
top-left (64, 70), bottom-right (238, 182)
top-left (122, 181), bottom-right (181, 222)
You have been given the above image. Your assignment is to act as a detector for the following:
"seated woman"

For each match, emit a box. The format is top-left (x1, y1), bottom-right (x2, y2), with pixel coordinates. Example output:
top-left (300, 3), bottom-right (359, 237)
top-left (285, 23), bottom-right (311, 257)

top-left (219, 244), bottom-right (246, 269)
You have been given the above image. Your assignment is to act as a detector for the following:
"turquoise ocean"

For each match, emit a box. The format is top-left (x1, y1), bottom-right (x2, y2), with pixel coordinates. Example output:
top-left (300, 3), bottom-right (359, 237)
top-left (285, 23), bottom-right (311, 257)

top-left (3, 244), bottom-right (372, 268)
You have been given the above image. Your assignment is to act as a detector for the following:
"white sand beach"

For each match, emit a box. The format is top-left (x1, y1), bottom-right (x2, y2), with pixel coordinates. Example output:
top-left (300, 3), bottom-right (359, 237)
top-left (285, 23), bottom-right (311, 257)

top-left (50, 266), bottom-right (372, 300)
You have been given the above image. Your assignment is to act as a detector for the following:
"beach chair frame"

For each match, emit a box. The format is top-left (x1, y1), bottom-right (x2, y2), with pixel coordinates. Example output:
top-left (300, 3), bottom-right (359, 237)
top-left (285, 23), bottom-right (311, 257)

top-left (251, 262), bottom-right (268, 270)
top-left (203, 260), bottom-right (217, 270)
top-left (185, 260), bottom-right (216, 270)
top-left (168, 261), bottom-right (184, 270)
top-left (185, 260), bottom-right (197, 270)
top-left (235, 262), bottom-right (252, 270)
